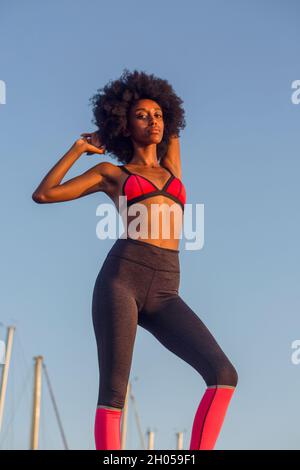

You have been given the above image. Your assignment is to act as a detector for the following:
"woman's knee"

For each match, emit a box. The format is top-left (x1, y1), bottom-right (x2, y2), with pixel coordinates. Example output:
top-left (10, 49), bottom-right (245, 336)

top-left (97, 381), bottom-right (128, 409)
top-left (216, 361), bottom-right (238, 387)
top-left (97, 391), bottom-right (126, 410)
top-left (204, 358), bottom-right (238, 388)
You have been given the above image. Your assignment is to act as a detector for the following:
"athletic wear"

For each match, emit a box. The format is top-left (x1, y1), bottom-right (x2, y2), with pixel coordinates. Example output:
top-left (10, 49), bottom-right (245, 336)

top-left (94, 407), bottom-right (122, 450)
top-left (118, 165), bottom-right (186, 211)
top-left (92, 237), bottom-right (238, 449)
top-left (189, 385), bottom-right (236, 450)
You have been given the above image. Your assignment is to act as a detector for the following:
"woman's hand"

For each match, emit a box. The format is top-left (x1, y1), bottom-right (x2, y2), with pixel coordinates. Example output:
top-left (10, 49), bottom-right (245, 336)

top-left (75, 131), bottom-right (106, 155)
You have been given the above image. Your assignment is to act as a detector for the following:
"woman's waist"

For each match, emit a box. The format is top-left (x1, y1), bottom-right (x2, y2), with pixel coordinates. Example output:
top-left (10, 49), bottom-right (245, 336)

top-left (106, 236), bottom-right (180, 272)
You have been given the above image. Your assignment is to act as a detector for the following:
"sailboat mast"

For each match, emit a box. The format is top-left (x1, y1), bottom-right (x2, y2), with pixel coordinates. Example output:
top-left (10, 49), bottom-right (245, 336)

top-left (30, 355), bottom-right (43, 450)
top-left (0, 326), bottom-right (16, 432)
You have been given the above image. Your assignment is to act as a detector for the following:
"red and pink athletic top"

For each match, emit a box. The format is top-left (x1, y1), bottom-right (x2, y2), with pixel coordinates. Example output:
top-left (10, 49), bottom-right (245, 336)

top-left (119, 165), bottom-right (186, 211)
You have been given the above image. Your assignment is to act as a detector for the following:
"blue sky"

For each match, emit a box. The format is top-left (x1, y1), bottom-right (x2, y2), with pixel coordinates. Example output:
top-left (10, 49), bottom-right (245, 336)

top-left (1, 0), bottom-right (300, 450)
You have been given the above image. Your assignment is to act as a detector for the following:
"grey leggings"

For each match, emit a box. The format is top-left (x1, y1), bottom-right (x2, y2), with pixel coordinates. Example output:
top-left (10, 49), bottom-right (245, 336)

top-left (92, 237), bottom-right (238, 409)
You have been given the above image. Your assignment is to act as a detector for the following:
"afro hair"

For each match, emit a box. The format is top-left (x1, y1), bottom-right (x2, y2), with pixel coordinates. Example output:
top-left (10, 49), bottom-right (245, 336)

top-left (89, 68), bottom-right (186, 164)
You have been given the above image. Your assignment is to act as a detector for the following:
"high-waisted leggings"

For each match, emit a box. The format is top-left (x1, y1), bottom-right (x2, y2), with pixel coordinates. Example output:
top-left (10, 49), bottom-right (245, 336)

top-left (92, 237), bottom-right (238, 410)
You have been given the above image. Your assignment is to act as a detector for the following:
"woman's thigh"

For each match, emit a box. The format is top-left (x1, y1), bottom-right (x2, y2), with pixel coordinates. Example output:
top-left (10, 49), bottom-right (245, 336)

top-left (92, 257), bottom-right (140, 408)
top-left (139, 293), bottom-right (238, 387)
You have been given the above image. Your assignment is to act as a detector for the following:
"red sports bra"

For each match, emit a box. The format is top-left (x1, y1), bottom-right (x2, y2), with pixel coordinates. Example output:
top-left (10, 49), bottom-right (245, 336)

top-left (118, 165), bottom-right (186, 211)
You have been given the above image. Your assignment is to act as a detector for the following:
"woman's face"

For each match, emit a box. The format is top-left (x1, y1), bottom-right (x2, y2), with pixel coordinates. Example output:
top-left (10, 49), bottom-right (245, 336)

top-left (125, 98), bottom-right (164, 145)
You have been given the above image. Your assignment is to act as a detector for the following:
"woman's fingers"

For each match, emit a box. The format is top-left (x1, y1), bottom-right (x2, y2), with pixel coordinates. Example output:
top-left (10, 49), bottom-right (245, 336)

top-left (81, 132), bottom-right (100, 145)
top-left (81, 132), bottom-right (97, 138)
top-left (85, 143), bottom-right (106, 155)
top-left (91, 134), bottom-right (99, 145)
top-left (80, 132), bottom-right (105, 153)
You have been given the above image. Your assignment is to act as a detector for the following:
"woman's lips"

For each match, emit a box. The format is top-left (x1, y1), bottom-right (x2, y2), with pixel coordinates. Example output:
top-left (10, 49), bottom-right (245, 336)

top-left (149, 129), bottom-right (160, 134)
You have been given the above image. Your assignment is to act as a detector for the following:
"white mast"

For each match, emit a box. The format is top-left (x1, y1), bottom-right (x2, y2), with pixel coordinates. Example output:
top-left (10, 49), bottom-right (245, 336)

top-left (176, 431), bottom-right (183, 449)
top-left (121, 382), bottom-right (130, 449)
top-left (30, 355), bottom-right (43, 450)
top-left (147, 429), bottom-right (155, 449)
top-left (0, 326), bottom-right (16, 432)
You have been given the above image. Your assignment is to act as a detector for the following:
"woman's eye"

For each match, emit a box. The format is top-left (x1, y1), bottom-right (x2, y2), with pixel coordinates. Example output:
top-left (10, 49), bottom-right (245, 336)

top-left (136, 114), bottom-right (162, 119)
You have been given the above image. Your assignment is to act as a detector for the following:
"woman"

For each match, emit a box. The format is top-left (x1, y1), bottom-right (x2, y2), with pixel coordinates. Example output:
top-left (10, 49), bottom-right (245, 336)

top-left (32, 69), bottom-right (238, 450)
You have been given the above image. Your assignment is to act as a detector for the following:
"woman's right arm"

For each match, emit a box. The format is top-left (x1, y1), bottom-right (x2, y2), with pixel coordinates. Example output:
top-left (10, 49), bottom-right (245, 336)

top-left (32, 138), bottom-right (113, 204)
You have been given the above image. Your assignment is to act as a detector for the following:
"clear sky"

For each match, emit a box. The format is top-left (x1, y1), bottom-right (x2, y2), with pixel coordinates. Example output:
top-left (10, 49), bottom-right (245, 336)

top-left (1, 0), bottom-right (300, 450)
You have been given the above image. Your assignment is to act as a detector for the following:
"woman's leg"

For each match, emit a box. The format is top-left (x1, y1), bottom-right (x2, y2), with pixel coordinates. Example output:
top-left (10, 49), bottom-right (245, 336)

top-left (189, 384), bottom-right (236, 450)
top-left (91, 259), bottom-right (139, 450)
top-left (139, 288), bottom-right (238, 450)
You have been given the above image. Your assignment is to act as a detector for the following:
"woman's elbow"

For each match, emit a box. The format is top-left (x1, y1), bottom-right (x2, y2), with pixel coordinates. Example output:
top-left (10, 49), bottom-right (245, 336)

top-left (32, 191), bottom-right (48, 203)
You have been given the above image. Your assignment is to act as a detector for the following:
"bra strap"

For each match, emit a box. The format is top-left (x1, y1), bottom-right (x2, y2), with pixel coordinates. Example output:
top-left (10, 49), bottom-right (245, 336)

top-left (161, 165), bottom-right (174, 177)
top-left (118, 165), bottom-right (132, 175)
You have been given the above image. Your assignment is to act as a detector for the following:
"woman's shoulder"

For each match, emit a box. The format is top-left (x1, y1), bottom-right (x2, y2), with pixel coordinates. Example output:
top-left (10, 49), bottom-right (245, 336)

top-left (95, 161), bottom-right (126, 182)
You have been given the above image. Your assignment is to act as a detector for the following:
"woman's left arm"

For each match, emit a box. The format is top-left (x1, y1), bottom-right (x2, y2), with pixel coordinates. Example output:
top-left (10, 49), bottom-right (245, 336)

top-left (161, 135), bottom-right (182, 179)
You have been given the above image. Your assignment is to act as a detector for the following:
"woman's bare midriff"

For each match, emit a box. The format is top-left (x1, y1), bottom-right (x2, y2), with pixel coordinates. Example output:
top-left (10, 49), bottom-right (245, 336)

top-left (109, 167), bottom-right (184, 251)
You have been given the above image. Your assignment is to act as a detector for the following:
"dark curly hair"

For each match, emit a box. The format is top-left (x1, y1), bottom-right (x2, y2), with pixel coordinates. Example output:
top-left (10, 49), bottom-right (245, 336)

top-left (89, 68), bottom-right (186, 164)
